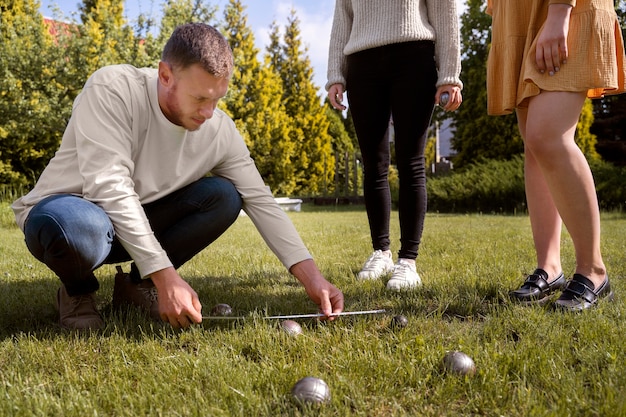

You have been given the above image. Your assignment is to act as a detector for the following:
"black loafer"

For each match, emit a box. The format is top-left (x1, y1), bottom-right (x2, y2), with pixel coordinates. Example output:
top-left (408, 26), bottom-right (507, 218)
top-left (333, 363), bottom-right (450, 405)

top-left (509, 269), bottom-right (566, 305)
top-left (554, 274), bottom-right (614, 312)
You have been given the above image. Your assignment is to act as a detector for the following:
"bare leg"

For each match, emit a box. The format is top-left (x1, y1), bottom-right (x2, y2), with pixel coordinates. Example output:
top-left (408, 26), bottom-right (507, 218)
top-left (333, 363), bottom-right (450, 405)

top-left (517, 107), bottom-right (563, 281)
top-left (522, 91), bottom-right (606, 287)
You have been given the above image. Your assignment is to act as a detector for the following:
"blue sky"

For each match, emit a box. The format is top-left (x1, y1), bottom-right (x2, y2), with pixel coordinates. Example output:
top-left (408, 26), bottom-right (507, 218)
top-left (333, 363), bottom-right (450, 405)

top-left (39, 0), bottom-right (466, 96)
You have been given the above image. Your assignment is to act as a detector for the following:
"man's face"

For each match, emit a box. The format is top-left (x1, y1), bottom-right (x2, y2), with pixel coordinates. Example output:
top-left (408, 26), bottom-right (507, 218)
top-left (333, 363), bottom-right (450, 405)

top-left (157, 62), bottom-right (230, 131)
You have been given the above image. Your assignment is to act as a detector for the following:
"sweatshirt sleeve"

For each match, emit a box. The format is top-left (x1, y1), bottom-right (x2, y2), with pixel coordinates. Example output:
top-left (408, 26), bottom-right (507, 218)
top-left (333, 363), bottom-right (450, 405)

top-left (72, 72), bottom-right (172, 278)
top-left (210, 120), bottom-right (312, 270)
top-left (326, 0), bottom-right (353, 90)
top-left (549, 0), bottom-right (576, 6)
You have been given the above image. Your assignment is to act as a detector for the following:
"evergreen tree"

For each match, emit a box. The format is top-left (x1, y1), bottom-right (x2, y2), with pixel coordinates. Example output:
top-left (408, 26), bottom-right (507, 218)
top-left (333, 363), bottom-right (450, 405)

top-left (266, 21), bottom-right (283, 79)
top-left (245, 60), bottom-right (298, 194)
top-left (220, 0), bottom-right (296, 194)
top-left (156, 0), bottom-right (217, 54)
top-left (425, 136), bottom-right (437, 172)
top-left (342, 108), bottom-right (358, 149)
top-left (589, 3), bottom-right (626, 164)
top-left (47, 0), bottom-right (149, 138)
top-left (267, 10), bottom-right (334, 195)
top-left (132, 4), bottom-right (163, 67)
top-left (0, 0), bottom-right (70, 185)
top-left (52, 0), bottom-right (152, 113)
top-left (450, 0), bottom-right (522, 168)
top-left (325, 101), bottom-right (356, 195)
top-left (592, 93), bottom-right (626, 165)
top-left (79, 0), bottom-right (124, 27)
top-left (576, 99), bottom-right (600, 161)
top-left (73, 0), bottom-right (137, 74)
top-left (220, 0), bottom-right (259, 122)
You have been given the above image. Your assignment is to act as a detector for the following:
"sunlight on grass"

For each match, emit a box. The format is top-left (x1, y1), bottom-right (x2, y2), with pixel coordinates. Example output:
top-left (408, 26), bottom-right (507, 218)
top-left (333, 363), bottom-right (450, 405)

top-left (1, 202), bottom-right (625, 416)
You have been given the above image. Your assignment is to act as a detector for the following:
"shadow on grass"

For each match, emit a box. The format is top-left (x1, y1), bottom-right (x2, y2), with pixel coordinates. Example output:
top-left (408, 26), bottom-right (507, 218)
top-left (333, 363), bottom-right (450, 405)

top-left (0, 270), bottom-right (321, 340)
top-left (0, 277), bottom-right (61, 337)
top-left (188, 272), bottom-right (314, 316)
top-left (0, 268), bottom-right (511, 340)
top-left (298, 202), bottom-right (365, 213)
top-left (389, 280), bottom-right (508, 322)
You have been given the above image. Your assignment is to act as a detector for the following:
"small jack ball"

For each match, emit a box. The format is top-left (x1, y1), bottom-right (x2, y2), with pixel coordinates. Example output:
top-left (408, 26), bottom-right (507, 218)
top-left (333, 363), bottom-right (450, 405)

top-left (291, 376), bottom-right (331, 405)
top-left (391, 315), bottom-right (408, 328)
top-left (442, 351), bottom-right (476, 376)
top-left (281, 319), bottom-right (303, 336)
top-left (210, 303), bottom-right (232, 316)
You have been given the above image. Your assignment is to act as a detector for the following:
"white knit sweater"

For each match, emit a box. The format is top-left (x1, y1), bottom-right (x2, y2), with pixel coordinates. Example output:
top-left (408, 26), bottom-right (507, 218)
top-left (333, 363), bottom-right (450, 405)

top-left (326, 0), bottom-right (463, 90)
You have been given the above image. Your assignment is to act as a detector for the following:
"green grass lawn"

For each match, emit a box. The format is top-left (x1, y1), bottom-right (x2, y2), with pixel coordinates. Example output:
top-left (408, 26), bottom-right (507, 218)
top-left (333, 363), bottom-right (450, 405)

top-left (1, 202), bottom-right (625, 416)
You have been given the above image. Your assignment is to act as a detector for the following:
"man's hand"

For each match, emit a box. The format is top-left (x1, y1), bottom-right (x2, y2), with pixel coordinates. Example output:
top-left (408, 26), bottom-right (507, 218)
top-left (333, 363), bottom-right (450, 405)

top-left (289, 259), bottom-right (344, 320)
top-left (150, 266), bottom-right (203, 328)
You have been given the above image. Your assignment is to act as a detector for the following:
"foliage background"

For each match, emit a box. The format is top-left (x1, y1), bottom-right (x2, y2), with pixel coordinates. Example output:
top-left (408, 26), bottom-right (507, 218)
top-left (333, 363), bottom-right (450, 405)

top-left (1, 0), bottom-right (625, 209)
top-left (0, 0), bottom-right (358, 196)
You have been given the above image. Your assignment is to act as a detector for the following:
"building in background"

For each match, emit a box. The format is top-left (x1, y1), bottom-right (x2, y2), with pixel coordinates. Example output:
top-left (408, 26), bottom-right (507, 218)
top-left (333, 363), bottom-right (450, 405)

top-left (433, 118), bottom-right (455, 174)
top-left (385, 116), bottom-right (456, 175)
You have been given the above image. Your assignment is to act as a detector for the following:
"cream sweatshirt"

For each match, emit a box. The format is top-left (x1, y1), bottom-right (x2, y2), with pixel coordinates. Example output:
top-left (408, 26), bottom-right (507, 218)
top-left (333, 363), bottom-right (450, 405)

top-left (326, 0), bottom-right (463, 90)
top-left (12, 65), bottom-right (311, 278)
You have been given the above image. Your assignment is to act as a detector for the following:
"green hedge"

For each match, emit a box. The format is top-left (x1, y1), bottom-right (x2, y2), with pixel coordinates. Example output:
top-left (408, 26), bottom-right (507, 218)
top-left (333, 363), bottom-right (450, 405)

top-left (590, 159), bottom-right (626, 211)
top-left (3, 157), bottom-right (625, 214)
top-left (418, 156), bottom-right (626, 213)
top-left (425, 156), bottom-right (526, 213)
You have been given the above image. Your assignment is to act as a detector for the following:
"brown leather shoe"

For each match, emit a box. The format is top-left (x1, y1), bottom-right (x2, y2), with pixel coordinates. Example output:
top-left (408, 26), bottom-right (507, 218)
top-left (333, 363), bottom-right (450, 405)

top-left (112, 266), bottom-right (161, 321)
top-left (56, 286), bottom-right (104, 330)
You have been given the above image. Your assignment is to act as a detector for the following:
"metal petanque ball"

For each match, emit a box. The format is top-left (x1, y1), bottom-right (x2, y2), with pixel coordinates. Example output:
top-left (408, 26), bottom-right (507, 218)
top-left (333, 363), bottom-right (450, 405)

top-left (291, 376), bottom-right (331, 405)
top-left (391, 314), bottom-right (408, 329)
top-left (442, 351), bottom-right (476, 376)
top-left (281, 319), bottom-right (303, 336)
top-left (439, 92), bottom-right (450, 107)
top-left (210, 303), bottom-right (232, 317)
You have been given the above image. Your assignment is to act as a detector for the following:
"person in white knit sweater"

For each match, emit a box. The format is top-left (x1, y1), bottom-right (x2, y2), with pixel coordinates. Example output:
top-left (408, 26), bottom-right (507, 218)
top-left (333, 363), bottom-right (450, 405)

top-left (13, 23), bottom-right (344, 330)
top-left (327, 0), bottom-right (463, 290)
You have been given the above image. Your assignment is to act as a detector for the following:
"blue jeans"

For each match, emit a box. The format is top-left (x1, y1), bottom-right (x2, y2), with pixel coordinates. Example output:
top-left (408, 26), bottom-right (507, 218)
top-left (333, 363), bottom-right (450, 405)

top-left (24, 177), bottom-right (242, 296)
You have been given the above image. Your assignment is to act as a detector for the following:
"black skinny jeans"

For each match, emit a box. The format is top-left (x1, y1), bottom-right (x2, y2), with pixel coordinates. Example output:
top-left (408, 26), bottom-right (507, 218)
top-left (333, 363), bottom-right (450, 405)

top-left (346, 41), bottom-right (437, 260)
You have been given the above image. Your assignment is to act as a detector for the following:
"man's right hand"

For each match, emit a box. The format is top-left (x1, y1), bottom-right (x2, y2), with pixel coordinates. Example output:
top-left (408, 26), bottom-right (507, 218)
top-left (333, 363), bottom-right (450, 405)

top-left (150, 266), bottom-right (203, 328)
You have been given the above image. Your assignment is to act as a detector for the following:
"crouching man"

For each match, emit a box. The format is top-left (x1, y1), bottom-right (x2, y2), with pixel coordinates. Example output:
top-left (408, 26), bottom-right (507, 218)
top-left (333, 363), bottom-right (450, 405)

top-left (12, 23), bottom-right (344, 330)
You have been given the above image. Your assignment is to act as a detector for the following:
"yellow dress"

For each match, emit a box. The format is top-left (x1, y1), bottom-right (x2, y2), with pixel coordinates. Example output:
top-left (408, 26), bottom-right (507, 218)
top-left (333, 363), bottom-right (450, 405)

top-left (486, 0), bottom-right (626, 115)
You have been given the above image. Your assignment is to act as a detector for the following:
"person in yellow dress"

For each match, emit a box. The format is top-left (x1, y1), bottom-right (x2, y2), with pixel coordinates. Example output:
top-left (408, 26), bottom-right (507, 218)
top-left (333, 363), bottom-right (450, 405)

top-left (486, 0), bottom-right (626, 310)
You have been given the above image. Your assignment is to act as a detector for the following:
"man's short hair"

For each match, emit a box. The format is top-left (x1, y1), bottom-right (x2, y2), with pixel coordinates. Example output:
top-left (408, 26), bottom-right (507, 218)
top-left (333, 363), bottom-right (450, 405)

top-left (162, 23), bottom-right (233, 78)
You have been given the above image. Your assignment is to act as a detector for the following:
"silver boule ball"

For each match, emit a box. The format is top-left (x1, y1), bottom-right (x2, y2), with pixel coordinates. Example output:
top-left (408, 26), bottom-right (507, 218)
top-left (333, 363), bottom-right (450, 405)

top-left (391, 314), bottom-right (408, 329)
top-left (291, 376), bottom-right (331, 405)
top-left (439, 92), bottom-right (450, 107)
top-left (443, 351), bottom-right (476, 376)
top-left (210, 303), bottom-right (232, 316)
top-left (281, 319), bottom-right (303, 336)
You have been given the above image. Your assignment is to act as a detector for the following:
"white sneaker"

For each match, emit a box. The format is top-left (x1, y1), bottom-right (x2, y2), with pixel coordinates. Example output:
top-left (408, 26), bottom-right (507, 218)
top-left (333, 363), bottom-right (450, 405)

top-left (357, 250), bottom-right (394, 280)
top-left (386, 259), bottom-right (422, 290)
